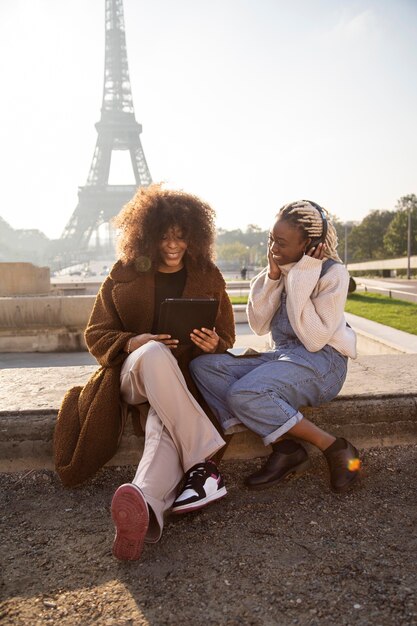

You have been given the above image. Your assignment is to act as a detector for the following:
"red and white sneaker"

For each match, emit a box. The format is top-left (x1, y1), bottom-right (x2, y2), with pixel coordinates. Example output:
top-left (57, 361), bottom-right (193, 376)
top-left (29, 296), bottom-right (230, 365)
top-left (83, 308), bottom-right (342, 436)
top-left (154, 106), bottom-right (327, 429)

top-left (172, 461), bottom-right (227, 514)
top-left (111, 483), bottom-right (149, 561)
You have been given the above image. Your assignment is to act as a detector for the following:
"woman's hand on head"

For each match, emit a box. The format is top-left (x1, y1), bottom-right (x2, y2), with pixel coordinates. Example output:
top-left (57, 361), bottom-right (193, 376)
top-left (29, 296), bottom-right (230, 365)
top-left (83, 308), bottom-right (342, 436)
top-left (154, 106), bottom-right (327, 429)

top-left (125, 333), bottom-right (179, 353)
top-left (305, 242), bottom-right (327, 260)
top-left (190, 327), bottom-right (220, 353)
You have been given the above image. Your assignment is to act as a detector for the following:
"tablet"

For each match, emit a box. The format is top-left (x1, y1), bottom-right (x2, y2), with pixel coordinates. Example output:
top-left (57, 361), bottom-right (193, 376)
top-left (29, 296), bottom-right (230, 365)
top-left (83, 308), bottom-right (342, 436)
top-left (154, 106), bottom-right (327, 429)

top-left (158, 298), bottom-right (219, 345)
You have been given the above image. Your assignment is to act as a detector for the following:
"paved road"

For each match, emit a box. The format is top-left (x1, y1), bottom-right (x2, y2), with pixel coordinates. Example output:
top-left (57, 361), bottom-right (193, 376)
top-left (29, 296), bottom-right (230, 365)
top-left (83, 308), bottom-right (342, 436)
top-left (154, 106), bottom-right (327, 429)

top-left (0, 351), bottom-right (97, 369)
top-left (354, 277), bottom-right (417, 303)
top-left (356, 277), bottom-right (417, 294)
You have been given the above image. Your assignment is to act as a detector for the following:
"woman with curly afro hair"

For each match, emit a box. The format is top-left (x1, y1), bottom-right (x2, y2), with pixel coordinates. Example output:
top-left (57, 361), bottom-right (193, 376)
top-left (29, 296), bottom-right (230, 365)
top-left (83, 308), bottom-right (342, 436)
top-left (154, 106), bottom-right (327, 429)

top-left (113, 183), bottom-right (217, 272)
top-left (56, 184), bottom-right (235, 562)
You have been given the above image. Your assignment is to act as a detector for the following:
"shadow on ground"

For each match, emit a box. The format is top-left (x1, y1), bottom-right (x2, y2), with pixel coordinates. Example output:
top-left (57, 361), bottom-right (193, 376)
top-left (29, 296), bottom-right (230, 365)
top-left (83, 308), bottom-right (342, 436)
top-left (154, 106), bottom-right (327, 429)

top-left (0, 446), bottom-right (416, 625)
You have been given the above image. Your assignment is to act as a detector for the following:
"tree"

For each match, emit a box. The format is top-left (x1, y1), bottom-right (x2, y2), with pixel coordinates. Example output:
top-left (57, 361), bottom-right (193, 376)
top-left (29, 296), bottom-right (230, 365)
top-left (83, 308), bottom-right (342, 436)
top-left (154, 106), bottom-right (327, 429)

top-left (216, 224), bottom-right (268, 247)
top-left (384, 194), bottom-right (417, 257)
top-left (348, 210), bottom-right (396, 261)
top-left (216, 228), bottom-right (244, 245)
top-left (216, 242), bottom-right (249, 264)
top-left (328, 214), bottom-right (350, 262)
top-left (216, 224), bottom-right (268, 268)
top-left (244, 224), bottom-right (265, 247)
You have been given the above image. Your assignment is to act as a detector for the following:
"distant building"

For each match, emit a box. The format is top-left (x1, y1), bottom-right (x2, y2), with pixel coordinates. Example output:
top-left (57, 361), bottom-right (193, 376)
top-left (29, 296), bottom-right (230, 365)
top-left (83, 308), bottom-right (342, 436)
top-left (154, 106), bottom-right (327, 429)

top-left (0, 216), bottom-right (50, 264)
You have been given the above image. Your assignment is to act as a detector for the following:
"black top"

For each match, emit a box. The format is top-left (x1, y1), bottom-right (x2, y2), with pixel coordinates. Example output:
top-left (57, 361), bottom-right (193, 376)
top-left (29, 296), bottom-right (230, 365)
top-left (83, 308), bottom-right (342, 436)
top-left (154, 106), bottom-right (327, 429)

top-left (151, 266), bottom-right (187, 333)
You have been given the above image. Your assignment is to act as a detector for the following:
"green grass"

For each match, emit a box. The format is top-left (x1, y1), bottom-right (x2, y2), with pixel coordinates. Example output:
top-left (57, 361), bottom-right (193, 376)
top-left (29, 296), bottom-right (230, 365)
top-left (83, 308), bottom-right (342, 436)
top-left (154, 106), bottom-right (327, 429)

top-left (229, 296), bottom-right (248, 305)
top-left (229, 291), bottom-right (417, 335)
top-left (345, 292), bottom-right (417, 335)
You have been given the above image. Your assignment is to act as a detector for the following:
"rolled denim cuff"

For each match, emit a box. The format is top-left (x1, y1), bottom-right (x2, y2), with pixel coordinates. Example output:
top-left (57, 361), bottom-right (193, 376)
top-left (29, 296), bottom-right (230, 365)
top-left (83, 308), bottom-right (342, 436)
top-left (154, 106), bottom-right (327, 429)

top-left (221, 416), bottom-right (245, 433)
top-left (224, 423), bottom-right (248, 435)
top-left (262, 411), bottom-right (303, 446)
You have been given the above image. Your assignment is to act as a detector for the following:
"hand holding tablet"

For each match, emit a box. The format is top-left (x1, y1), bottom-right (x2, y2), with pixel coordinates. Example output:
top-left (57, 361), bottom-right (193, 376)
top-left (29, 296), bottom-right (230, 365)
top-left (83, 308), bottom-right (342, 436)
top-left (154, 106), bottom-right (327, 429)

top-left (158, 298), bottom-right (219, 345)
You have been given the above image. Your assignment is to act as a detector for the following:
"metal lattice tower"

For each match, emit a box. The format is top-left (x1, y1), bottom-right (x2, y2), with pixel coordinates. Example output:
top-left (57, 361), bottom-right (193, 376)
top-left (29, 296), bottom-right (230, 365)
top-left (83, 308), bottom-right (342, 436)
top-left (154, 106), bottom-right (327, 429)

top-left (61, 0), bottom-right (152, 251)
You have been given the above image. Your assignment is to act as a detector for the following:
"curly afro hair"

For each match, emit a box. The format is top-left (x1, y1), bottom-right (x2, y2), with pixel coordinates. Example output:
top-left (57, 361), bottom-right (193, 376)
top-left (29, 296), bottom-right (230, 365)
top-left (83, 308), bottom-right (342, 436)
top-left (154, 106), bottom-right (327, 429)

top-left (112, 184), bottom-right (216, 270)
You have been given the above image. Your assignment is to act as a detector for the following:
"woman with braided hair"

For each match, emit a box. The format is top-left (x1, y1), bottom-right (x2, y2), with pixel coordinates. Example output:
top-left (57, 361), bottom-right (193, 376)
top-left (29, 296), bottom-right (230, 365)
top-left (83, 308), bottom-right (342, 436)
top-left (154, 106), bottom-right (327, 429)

top-left (190, 200), bottom-right (361, 493)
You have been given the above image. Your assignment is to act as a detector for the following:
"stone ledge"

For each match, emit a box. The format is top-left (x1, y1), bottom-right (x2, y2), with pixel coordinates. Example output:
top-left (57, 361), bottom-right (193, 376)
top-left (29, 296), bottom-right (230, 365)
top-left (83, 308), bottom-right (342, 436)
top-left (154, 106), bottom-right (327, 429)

top-left (1, 395), bottom-right (416, 473)
top-left (1, 354), bottom-right (416, 472)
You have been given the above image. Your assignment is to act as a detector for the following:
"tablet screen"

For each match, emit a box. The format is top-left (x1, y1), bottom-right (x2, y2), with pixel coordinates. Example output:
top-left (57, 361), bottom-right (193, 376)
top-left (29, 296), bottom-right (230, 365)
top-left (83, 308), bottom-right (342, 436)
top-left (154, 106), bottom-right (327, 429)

top-left (158, 298), bottom-right (219, 345)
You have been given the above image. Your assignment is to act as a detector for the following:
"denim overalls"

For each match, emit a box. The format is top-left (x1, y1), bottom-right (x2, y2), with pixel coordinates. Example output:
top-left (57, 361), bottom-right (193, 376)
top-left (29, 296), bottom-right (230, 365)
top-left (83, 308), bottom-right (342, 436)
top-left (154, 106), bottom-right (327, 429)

top-left (190, 260), bottom-right (348, 445)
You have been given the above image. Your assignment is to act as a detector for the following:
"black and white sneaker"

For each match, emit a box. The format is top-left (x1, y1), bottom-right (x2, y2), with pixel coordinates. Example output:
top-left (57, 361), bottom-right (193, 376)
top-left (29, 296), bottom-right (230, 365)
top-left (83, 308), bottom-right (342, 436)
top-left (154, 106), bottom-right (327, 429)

top-left (172, 461), bottom-right (227, 514)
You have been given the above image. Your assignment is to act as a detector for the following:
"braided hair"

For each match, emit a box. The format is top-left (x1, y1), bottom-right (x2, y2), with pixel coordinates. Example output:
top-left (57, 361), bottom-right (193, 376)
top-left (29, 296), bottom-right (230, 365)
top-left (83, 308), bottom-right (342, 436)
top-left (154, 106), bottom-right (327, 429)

top-left (277, 200), bottom-right (342, 262)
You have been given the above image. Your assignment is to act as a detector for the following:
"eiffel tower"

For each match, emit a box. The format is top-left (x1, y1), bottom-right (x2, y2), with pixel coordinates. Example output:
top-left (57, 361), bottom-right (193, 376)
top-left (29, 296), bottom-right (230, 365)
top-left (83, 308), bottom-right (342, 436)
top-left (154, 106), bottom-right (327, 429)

top-left (61, 0), bottom-right (152, 253)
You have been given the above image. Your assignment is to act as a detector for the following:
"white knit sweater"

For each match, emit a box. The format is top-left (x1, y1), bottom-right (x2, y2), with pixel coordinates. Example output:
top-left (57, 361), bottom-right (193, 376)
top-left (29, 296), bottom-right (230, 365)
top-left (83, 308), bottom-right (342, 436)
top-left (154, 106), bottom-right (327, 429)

top-left (247, 255), bottom-right (357, 358)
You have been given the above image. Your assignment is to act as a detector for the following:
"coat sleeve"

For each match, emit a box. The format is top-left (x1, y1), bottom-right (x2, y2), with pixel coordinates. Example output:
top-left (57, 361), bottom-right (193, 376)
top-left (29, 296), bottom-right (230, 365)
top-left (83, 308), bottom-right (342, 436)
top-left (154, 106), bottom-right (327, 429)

top-left (54, 365), bottom-right (124, 487)
top-left (285, 256), bottom-right (349, 352)
top-left (214, 284), bottom-right (235, 353)
top-left (84, 277), bottom-right (133, 367)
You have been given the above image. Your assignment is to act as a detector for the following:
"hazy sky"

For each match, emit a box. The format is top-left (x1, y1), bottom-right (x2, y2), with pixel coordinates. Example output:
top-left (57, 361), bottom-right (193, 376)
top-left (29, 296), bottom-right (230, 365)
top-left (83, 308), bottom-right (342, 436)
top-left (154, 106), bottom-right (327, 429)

top-left (0, 0), bottom-right (416, 239)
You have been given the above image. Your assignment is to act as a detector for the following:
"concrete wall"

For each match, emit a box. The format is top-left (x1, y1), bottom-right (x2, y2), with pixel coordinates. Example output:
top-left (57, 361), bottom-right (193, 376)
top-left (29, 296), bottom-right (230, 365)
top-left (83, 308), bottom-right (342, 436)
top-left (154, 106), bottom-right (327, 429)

top-left (0, 295), bottom-right (93, 352)
top-left (355, 333), bottom-right (408, 356)
top-left (0, 295), bottom-right (94, 328)
top-left (0, 263), bottom-right (50, 296)
top-left (0, 296), bottom-right (412, 355)
top-left (0, 297), bottom-right (248, 352)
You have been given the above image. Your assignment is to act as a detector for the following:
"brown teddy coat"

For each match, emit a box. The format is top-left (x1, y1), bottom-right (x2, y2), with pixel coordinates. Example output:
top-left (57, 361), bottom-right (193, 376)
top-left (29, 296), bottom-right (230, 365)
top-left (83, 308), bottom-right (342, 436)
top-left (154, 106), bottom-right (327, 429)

top-left (54, 257), bottom-right (235, 487)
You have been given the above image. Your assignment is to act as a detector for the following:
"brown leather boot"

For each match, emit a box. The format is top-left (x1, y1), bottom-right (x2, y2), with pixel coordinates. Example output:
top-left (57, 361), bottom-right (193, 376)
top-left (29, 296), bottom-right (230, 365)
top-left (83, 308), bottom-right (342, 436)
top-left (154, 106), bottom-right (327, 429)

top-left (244, 440), bottom-right (311, 490)
top-left (323, 437), bottom-right (361, 493)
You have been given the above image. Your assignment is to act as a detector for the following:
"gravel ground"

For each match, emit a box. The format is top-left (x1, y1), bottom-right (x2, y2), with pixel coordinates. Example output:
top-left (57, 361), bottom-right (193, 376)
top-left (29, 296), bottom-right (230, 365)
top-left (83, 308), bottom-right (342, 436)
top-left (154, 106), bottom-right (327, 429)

top-left (0, 445), bottom-right (416, 626)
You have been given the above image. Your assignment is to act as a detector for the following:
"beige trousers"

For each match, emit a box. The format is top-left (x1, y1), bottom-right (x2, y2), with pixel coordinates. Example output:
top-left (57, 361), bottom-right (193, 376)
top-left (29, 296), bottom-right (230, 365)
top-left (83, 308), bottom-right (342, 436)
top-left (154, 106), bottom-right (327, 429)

top-left (119, 340), bottom-right (225, 542)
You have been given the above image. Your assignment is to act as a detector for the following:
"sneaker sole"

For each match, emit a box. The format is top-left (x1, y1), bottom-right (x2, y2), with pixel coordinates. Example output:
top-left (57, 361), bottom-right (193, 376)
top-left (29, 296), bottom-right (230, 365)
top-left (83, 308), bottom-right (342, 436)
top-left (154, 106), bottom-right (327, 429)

top-left (111, 484), bottom-right (149, 561)
top-left (172, 486), bottom-right (227, 514)
top-left (245, 458), bottom-right (312, 490)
